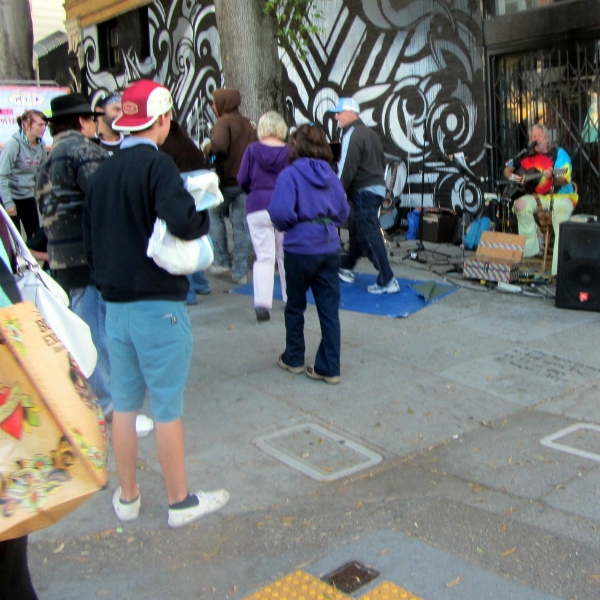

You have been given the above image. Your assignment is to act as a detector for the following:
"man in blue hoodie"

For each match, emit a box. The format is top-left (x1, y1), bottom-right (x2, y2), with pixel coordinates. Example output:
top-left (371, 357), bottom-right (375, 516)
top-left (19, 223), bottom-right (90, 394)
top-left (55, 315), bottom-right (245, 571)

top-left (329, 98), bottom-right (399, 294)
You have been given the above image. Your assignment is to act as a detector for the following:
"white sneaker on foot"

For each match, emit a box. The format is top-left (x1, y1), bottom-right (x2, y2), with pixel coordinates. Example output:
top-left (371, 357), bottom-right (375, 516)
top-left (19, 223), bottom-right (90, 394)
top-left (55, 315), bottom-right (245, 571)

top-left (167, 489), bottom-right (230, 529)
top-left (338, 268), bottom-right (355, 283)
top-left (209, 264), bottom-right (230, 275)
top-left (367, 278), bottom-right (400, 294)
top-left (135, 414), bottom-right (154, 438)
top-left (112, 488), bottom-right (141, 522)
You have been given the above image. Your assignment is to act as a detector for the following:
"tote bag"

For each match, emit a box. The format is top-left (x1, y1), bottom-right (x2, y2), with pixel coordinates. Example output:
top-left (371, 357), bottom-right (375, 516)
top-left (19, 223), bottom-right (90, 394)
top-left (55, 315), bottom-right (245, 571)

top-left (0, 302), bottom-right (107, 541)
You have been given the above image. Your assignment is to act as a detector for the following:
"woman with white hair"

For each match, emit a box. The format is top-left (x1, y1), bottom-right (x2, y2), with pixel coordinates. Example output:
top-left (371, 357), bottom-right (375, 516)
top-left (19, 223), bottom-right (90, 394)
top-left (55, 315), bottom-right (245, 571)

top-left (237, 111), bottom-right (289, 321)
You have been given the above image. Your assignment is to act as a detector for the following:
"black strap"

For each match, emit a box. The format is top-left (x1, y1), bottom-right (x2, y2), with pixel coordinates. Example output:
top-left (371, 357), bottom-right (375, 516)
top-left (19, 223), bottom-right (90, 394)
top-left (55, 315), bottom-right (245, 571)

top-left (0, 259), bottom-right (21, 304)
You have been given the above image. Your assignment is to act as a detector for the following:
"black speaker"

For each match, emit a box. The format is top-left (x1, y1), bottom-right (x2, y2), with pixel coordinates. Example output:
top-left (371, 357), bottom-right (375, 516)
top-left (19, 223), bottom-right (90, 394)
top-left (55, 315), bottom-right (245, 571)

top-left (555, 221), bottom-right (600, 311)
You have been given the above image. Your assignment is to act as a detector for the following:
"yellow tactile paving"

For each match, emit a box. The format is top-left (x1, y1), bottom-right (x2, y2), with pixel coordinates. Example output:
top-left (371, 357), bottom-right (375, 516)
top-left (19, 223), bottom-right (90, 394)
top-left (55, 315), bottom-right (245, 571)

top-left (243, 570), bottom-right (350, 600)
top-left (358, 580), bottom-right (424, 600)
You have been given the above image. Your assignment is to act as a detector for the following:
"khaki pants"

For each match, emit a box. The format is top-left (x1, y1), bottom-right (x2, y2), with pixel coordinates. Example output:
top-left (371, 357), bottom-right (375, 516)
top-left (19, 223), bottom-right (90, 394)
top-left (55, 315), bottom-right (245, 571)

top-left (514, 193), bottom-right (577, 274)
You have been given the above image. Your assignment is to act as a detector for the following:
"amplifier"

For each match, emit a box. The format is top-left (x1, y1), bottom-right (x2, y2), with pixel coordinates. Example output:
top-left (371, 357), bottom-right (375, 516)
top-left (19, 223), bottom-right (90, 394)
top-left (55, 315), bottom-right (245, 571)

top-left (422, 210), bottom-right (456, 243)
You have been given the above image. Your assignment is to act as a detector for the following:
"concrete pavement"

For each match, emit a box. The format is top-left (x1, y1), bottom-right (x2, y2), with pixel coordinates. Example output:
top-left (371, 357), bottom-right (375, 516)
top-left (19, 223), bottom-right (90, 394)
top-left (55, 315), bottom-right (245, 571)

top-left (28, 240), bottom-right (600, 599)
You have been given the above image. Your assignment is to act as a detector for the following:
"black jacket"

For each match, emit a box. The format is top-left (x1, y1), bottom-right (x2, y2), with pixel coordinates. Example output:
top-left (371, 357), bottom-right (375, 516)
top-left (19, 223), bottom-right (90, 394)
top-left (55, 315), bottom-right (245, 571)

top-left (83, 142), bottom-right (209, 302)
top-left (339, 118), bottom-right (386, 194)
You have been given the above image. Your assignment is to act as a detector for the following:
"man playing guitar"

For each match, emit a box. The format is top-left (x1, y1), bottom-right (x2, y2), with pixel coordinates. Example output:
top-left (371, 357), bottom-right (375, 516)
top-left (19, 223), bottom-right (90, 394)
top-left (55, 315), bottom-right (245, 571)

top-left (504, 123), bottom-right (578, 274)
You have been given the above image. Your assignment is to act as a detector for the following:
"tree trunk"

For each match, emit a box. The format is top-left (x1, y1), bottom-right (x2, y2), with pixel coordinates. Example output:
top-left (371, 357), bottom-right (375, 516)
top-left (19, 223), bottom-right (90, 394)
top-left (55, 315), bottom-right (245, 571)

top-left (0, 0), bottom-right (34, 80)
top-left (213, 0), bottom-right (284, 124)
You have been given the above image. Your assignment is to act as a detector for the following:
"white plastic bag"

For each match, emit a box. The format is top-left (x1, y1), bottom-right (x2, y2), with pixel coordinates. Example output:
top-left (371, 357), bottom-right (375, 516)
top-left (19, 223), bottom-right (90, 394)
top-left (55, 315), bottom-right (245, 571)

top-left (181, 170), bottom-right (224, 211)
top-left (147, 218), bottom-right (214, 275)
top-left (0, 205), bottom-right (98, 377)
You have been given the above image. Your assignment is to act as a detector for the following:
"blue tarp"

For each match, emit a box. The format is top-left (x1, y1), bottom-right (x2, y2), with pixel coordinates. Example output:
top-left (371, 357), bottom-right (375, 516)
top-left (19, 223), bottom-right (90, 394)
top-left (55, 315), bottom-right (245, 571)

top-left (231, 273), bottom-right (457, 318)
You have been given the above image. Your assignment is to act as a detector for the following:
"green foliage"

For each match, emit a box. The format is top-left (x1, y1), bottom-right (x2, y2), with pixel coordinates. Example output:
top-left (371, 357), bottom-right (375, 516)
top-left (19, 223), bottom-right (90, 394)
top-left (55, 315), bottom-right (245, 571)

top-left (263, 0), bottom-right (325, 60)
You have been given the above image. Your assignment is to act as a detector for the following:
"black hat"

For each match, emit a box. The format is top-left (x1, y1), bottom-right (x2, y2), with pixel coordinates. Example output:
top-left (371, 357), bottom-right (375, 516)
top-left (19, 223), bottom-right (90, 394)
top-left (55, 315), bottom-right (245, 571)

top-left (47, 93), bottom-right (104, 121)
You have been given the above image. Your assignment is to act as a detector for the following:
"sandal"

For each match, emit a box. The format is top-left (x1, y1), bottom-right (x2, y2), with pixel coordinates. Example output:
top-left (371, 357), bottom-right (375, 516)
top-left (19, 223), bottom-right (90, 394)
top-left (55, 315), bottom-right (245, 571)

top-left (305, 365), bottom-right (341, 385)
top-left (278, 355), bottom-right (304, 375)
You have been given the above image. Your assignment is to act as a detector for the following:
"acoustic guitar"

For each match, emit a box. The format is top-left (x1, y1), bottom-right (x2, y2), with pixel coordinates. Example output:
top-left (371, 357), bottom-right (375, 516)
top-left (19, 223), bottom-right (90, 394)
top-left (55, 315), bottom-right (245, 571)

top-left (504, 167), bottom-right (567, 200)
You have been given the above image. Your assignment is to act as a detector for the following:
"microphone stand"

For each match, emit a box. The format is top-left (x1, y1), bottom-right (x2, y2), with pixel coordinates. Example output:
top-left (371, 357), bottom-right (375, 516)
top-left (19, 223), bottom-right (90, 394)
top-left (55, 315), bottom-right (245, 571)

top-left (403, 121), bottom-right (429, 263)
top-left (444, 150), bottom-right (486, 267)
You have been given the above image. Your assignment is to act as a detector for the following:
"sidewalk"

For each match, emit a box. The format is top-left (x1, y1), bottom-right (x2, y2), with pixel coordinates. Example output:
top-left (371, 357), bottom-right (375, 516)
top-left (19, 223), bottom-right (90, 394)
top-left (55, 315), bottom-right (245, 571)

top-left (29, 240), bottom-right (600, 599)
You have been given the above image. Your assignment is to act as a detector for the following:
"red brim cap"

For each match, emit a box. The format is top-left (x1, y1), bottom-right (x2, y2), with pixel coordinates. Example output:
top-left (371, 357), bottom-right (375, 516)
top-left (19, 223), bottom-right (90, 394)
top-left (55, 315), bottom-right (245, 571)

top-left (112, 113), bottom-right (160, 132)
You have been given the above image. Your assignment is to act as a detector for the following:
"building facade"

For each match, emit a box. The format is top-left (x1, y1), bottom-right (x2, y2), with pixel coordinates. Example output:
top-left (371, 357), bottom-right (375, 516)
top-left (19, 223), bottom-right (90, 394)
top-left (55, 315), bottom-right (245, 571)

top-left (64, 0), bottom-right (600, 216)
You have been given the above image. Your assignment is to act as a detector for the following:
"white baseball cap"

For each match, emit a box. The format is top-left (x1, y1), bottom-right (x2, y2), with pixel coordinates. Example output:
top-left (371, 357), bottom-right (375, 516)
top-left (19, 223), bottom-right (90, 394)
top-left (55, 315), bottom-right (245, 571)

top-left (113, 80), bottom-right (173, 131)
top-left (329, 97), bottom-right (360, 113)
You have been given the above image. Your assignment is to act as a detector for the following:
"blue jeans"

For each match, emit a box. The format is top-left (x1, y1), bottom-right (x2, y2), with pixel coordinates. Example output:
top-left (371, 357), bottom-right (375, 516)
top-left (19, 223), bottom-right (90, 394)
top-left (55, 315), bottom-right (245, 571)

top-left (341, 189), bottom-right (394, 286)
top-left (209, 185), bottom-right (251, 281)
top-left (186, 270), bottom-right (210, 303)
top-left (70, 285), bottom-right (112, 416)
top-left (281, 251), bottom-right (341, 378)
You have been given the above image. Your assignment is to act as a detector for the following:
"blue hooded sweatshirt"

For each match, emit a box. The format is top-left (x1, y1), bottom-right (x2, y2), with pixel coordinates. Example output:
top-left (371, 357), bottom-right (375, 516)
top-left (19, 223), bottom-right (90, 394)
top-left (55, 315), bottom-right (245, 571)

top-left (268, 157), bottom-right (350, 255)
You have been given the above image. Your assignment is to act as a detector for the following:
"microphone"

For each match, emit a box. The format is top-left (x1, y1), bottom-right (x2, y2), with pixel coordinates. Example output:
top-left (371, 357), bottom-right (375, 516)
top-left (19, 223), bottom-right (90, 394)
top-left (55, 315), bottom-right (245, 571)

top-left (513, 141), bottom-right (537, 160)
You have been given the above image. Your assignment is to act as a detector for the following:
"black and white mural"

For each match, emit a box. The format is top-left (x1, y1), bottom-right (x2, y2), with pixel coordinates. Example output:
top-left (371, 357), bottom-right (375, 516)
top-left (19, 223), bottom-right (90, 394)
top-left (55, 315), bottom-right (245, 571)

top-left (80, 0), bottom-right (486, 214)
top-left (82, 0), bottom-right (221, 143)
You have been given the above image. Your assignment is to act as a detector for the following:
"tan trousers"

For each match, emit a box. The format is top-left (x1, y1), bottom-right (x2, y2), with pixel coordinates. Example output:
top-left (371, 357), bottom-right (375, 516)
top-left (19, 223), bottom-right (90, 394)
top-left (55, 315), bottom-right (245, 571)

top-left (514, 193), bottom-right (577, 275)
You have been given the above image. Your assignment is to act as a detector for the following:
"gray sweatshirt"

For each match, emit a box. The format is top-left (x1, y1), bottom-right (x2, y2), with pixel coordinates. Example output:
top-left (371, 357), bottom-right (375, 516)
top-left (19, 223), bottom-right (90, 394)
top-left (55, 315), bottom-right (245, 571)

top-left (0, 131), bottom-right (48, 210)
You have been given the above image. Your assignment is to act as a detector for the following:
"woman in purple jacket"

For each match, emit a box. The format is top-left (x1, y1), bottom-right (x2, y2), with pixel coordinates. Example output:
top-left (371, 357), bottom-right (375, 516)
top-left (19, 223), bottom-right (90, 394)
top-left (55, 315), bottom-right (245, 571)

top-left (268, 124), bottom-right (350, 384)
top-left (237, 111), bottom-right (289, 321)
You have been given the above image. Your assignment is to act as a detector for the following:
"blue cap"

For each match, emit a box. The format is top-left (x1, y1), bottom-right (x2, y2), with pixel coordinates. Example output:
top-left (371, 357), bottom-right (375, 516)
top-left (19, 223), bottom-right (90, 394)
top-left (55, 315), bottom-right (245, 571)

top-left (329, 97), bottom-right (360, 113)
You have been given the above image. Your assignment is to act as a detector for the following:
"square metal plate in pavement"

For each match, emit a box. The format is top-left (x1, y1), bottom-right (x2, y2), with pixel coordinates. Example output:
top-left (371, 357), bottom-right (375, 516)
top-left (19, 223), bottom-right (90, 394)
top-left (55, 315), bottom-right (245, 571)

top-left (253, 423), bottom-right (382, 481)
top-left (541, 423), bottom-right (600, 462)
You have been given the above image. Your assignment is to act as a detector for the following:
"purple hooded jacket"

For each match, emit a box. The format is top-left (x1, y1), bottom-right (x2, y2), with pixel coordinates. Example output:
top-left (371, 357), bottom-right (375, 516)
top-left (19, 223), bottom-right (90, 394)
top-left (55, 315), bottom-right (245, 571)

top-left (268, 157), bottom-right (350, 255)
top-left (237, 141), bottom-right (289, 214)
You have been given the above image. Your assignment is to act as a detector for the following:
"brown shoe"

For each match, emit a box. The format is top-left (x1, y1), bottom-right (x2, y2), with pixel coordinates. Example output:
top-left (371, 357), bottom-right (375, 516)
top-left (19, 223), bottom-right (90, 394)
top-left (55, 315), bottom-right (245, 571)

top-left (305, 365), bottom-right (341, 385)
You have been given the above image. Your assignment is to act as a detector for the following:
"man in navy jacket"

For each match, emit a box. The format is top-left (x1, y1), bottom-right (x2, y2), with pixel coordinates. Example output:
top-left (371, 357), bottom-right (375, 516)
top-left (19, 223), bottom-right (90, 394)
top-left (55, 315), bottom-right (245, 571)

top-left (330, 98), bottom-right (399, 294)
top-left (84, 80), bottom-right (229, 529)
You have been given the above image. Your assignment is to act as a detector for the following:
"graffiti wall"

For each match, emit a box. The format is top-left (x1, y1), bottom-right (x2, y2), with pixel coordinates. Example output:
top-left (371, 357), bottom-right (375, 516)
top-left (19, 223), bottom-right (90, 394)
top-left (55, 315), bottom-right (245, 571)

top-left (80, 0), bottom-right (486, 214)
top-left (82, 0), bottom-right (221, 143)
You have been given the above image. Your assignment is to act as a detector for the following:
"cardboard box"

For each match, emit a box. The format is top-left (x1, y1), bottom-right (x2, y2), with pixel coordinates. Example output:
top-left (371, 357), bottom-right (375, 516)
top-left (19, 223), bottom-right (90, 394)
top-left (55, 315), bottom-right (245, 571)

top-left (463, 231), bottom-right (526, 283)
top-left (422, 211), bottom-right (456, 243)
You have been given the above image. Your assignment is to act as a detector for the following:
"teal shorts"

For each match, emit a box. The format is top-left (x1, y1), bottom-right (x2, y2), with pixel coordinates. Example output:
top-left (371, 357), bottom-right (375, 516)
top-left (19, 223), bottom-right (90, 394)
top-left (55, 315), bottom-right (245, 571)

top-left (105, 300), bottom-right (193, 423)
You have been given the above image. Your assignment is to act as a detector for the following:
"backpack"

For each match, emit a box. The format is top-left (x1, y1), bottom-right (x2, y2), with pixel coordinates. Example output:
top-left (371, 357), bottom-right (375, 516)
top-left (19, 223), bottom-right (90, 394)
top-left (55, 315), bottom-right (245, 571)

top-left (463, 216), bottom-right (491, 250)
top-left (405, 209), bottom-right (421, 240)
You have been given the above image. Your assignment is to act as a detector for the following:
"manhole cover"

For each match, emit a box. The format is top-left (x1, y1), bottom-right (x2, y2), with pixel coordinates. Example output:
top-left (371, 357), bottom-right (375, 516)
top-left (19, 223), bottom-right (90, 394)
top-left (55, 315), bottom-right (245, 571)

top-left (253, 423), bottom-right (382, 481)
top-left (322, 561), bottom-right (380, 593)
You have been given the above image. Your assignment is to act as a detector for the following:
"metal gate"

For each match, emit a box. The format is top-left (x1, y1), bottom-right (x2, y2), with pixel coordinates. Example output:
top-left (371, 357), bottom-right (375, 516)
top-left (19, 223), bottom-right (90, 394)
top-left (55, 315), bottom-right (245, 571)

top-left (489, 39), bottom-right (600, 215)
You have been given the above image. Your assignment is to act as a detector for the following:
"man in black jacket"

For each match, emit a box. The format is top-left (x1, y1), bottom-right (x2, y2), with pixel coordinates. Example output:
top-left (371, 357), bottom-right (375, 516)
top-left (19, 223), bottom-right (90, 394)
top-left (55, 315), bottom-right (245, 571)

top-left (330, 98), bottom-right (399, 294)
top-left (84, 80), bottom-right (229, 529)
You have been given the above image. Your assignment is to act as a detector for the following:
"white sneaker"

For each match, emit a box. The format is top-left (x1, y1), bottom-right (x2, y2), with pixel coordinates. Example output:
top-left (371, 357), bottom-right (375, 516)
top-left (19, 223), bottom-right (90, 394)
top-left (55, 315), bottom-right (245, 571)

top-left (367, 278), bottom-right (400, 294)
top-left (339, 269), bottom-right (355, 283)
top-left (209, 264), bottom-right (230, 275)
top-left (167, 489), bottom-right (230, 529)
top-left (112, 488), bottom-right (141, 522)
top-left (135, 414), bottom-right (154, 438)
